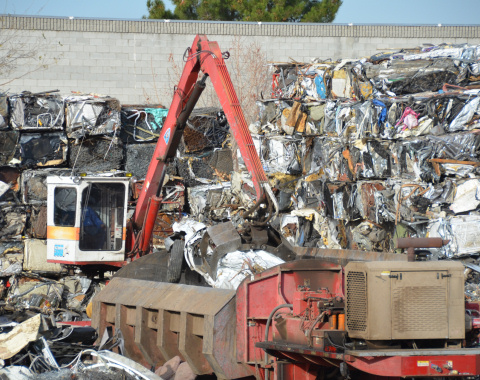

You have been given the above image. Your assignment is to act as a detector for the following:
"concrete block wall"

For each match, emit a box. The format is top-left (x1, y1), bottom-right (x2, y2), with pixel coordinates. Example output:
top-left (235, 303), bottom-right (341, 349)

top-left (1, 16), bottom-right (480, 105)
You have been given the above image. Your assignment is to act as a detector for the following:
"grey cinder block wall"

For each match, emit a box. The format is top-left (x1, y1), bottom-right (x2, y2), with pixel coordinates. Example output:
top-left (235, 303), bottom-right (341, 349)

top-left (1, 16), bottom-right (480, 105)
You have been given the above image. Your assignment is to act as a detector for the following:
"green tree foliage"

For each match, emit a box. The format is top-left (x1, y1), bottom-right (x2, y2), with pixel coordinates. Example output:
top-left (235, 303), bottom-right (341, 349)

top-left (144, 0), bottom-right (177, 19)
top-left (145, 0), bottom-right (342, 22)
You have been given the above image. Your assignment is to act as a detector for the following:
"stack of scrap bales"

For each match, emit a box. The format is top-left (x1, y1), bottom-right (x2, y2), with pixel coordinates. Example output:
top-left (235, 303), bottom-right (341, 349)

top-left (0, 88), bottom-right (237, 317)
top-left (174, 108), bottom-right (236, 221)
top-left (0, 89), bottom-right (237, 276)
top-left (0, 92), bottom-right (165, 278)
top-left (251, 43), bottom-right (480, 263)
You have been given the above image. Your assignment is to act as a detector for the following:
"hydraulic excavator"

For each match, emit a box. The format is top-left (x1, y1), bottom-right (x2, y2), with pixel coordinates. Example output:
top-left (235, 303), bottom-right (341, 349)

top-left (46, 34), bottom-right (480, 378)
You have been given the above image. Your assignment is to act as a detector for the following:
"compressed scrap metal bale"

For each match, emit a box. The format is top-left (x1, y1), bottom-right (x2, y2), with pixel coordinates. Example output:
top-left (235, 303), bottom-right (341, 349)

top-left (0, 167), bottom-right (20, 203)
top-left (293, 179), bottom-right (325, 210)
top-left (449, 179), bottom-right (480, 214)
top-left (0, 252), bottom-right (23, 277)
top-left (187, 182), bottom-right (234, 220)
top-left (365, 59), bottom-right (460, 95)
top-left (8, 275), bottom-right (64, 309)
top-left (0, 240), bottom-right (23, 256)
top-left (390, 131), bottom-right (480, 182)
top-left (272, 62), bottom-right (337, 101)
top-left (350, 221), bottom-right (389, 252)
top-left (120, 105), bottom-right (166, 144)
top-left (182, 108), bottom-right (230, 153)
top-left (0, 241), bottom-right (23, 277)
top-left (357, 182), bottom-right (385, 221)
top-left (325, 182), bottom-right (363, 221)
top-left (256, 99), bottom-right (281, 127)
top-left (69, 138), bottom-right (123, 173)
top-left (65, 94), bottom-right (121, 139)
top-left (429, 215), bottom-right (480, 257)
top-left (125, 143), bottom-right (156, 179)
top-left (23, 239), bottom-right (63, 273)
top-left (28, 205), bottom-right (47, 239)
top-left (429, 131), bottom-right (480, 161)
top-left (356, 140), bottom-right (392, 180)
top-left (59, 275), bottom-right (94, 313)
top-left (21, 168), bottom-right (71, 204)
top-left (307, 137), bottom-right (351, 181)
top-left (126, 144), bottom-right (178, 181)
top-left (279, 210), bottom-right (326, 248)
top-left (253, 135), bottom-right (303, 175)
top-left (0, 131), bottom-right (19, 165)
top-left (177, 156), bottom-right (215, 186)
top-left (14, 133), bottom-right (67, 168)
top-left (208, 148), bottom-right (234, 176)
top-left (8, 91), bottom-right (64, 131)
top-left (0, 205), bottom-right (27, 240)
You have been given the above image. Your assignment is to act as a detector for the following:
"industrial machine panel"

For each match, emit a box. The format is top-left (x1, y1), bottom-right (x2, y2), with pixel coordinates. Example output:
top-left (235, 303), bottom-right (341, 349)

top-left (391, 271), bottom-right (448, 339)
top-left (345, 271), bottom-right (367, 332)
top-left (345, 261), bottom-right (465, 341)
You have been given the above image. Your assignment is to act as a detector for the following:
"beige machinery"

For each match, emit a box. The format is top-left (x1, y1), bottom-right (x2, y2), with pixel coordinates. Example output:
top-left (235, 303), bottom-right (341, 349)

top-left (345, 261), bottom-right (465, 341)
top-left (94, 259), bottom-right (480, 379)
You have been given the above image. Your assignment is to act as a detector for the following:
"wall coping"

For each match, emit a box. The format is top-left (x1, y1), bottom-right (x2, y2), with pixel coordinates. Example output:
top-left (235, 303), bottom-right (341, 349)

top-left (1, 15), bottom-right (480, 38)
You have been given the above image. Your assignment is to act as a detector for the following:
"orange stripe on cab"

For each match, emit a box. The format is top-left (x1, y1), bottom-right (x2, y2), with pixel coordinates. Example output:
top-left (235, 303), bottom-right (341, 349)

top-left (47, 226), bottom-right (80, 240)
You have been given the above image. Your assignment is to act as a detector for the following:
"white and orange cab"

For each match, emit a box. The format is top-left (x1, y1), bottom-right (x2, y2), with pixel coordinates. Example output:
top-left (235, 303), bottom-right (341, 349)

top-left (46, 176), bottom-right (130, 265)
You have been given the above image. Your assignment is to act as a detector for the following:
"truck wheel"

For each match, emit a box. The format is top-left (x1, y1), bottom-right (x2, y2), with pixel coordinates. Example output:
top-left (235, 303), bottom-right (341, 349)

top-left (167, 240), bottom-right (184, 283)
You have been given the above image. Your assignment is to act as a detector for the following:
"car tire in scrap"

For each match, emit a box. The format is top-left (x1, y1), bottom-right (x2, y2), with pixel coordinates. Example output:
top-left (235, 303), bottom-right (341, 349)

top-left (167, 240), bottom-right (185, 283)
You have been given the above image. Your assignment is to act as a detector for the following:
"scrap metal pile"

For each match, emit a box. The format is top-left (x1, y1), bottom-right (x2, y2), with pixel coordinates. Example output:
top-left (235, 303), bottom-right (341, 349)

top-left (0, 90), bottom-right (234, 294)
top-left (0, 90), bottom-right (227, 377)
top-left (252, 43), bottom-right (480, 262)
top-left (2, 42), bottom-right (480, 376)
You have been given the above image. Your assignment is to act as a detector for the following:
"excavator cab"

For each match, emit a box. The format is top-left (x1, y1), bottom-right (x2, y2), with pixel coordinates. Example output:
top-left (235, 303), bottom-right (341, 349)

top-left (46, 176), bottom-right (130, 266)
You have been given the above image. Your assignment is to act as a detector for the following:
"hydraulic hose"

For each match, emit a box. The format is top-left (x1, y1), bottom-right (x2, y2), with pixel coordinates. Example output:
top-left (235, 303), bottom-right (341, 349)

top-left (264, 303), bottom-right (293, 379)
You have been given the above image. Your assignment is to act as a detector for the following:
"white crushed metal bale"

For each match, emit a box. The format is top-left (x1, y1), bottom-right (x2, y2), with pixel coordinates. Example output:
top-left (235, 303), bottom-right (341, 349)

top-left (450, 180), bottom-right (480, 213)
top-left (429, 215), bottom-right (480, 257)
top-left (214, 250), bottom-right (284, 290)
top-left (8, 94), bottom-right (64, 131)
top-left (23, 239), bottom-right (63, 273)
top-left (187, 182), bottom-right (232, 219)
top-left (64, 94), bottom-right (121, 139)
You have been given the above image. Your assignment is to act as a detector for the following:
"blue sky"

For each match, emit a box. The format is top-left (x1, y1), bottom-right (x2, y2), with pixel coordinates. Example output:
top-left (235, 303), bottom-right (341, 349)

top-left (2, 0), bottom-right (479, 25)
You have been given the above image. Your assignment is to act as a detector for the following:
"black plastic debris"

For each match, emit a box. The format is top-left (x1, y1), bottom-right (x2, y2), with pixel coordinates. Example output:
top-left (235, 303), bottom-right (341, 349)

top-left (15, 133), bottom-right (67, 169)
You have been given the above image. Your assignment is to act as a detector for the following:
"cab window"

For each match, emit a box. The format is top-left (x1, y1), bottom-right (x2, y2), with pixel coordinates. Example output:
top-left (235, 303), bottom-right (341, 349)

top-left (79, 183), bottom-right (126, 251)
top-left (54, 187), bottom-right (77, 227)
